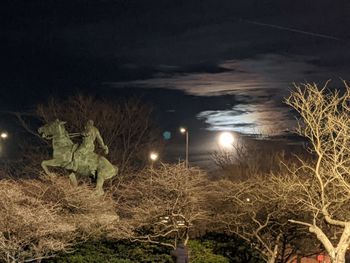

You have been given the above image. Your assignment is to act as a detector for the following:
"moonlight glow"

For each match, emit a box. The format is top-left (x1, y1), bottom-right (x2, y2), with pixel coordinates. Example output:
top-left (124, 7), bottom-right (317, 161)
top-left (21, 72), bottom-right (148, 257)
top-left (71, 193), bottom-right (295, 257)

top-left (218, 132), bottom-right (234, 148)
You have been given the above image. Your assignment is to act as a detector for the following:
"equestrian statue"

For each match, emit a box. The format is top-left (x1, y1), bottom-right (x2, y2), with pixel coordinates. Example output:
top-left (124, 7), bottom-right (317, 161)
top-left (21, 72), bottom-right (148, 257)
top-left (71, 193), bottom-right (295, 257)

top-left (38, 119), bottom-right (118, 196)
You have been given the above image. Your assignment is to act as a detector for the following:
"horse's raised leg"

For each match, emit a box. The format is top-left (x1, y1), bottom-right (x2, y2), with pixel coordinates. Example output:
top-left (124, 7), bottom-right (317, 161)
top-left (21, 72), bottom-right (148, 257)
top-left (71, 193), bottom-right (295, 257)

top-left (69, 172), bottom-right (78, 187)
top-left (41, 159), bottom-right (63, 176)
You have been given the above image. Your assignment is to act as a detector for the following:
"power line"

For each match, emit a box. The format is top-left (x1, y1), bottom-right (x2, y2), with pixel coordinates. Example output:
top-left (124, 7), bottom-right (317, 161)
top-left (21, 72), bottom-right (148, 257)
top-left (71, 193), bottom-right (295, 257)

top-left (239, 18), bottom-right (342, 41)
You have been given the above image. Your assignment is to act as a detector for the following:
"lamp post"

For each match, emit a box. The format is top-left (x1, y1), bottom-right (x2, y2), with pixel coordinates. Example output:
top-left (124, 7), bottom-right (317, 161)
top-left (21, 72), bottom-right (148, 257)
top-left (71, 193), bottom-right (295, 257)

top-left (149, 151), bottom-right (159, 169)
top-left (179, 127), bottom-right (189, 168)
top-left (0, 131), bottom-right (8, 157)
top-left (149, 151), bottom-right (159, 183)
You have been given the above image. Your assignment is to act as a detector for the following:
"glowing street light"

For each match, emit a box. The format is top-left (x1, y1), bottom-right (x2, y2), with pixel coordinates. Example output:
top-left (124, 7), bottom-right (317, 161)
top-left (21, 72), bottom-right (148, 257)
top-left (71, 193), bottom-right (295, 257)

top-left (218, 132), bottom-right (234, 148)
top-left (149, 152), bottom-right (159, 162)
top-left (179, 127), bottom-right (189, 168)
top-left (0, 132), bottom-right (8, 157)
top-left (149, 151), bottom-right (159, 171)
top-left (0, 132), bottom-right (8, 139)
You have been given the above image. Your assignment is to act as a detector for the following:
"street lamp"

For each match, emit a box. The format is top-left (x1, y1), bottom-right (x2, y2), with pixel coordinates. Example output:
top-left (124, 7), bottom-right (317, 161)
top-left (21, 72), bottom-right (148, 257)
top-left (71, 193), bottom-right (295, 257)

top-left (149, 151), bottom-right (159, 169)
top-left (0, 132), bottom-right (8, 157)
top-left (179, 127), bottom-right (189, 168)
top-left (0, 132), bottom-right (8, 139)
top-left (149, 152), bottom-right (159, 162)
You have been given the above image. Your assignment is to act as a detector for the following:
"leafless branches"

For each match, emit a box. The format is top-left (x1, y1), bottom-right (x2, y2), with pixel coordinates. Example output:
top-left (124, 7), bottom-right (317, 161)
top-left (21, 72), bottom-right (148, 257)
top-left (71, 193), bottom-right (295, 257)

top-left (37, 95), bottom-right (162, 174)
top-left (0, 175), bottom-right (122, 263)
top-left (6, 95), bottom-right (162, 178)
top-left (211, 137), bottom-right (295, 181)
top-left (207, 175), bottom-right (301, 263)
top-left (284, 81), bottom-right (350, 263)
top-left (116, 163), bottom-right (209, 249)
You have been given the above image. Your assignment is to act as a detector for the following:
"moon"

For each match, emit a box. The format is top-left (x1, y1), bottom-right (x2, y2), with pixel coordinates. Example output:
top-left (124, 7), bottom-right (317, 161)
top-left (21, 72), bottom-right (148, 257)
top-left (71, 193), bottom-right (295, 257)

top-left (218, 132), bottom-right (234, 148)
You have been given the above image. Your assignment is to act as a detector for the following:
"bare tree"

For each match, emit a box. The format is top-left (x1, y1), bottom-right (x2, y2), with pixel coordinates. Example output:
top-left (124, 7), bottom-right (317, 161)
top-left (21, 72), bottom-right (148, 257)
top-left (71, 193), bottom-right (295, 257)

top-left (211, 137), bottom-right (292, 181)
top-left (5, 95), bottom-right (162, 178)
top-left (0, 175), bottom-right (123, 263)
top-left (267, 173), bottom-right (326, 263)
top-left (207, 176), bottom-right (293, 263)
top-left (116, 163), bottom-right (209, 249)
top-left (282, 82), bottom-right (350, 263)
top-left (36, 95), bottom-right (162, 174)
top-left (207, 171), bottom-right (323, 263)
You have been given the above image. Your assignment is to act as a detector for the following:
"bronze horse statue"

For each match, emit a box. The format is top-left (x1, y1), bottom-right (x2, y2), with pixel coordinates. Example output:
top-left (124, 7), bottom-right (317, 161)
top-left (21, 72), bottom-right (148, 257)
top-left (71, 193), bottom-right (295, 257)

top-left (38, 119), bottom-right (118, 195)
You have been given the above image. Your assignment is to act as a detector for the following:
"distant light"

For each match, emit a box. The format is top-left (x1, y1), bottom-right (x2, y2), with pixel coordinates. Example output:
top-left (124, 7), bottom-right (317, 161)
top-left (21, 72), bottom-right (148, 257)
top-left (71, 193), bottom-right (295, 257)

top-left (246, 197), bottom-right (251, 202)
top-left (179, 127), bottom-right (186, 134)
top-left (149, 152), bottom-right (159, 161)
top-left (218, 132), bottom-right (234, 148)
top-left (0, 132), bottom-right (8, 139)
top-left (163, 131), bottom-right (171, 140)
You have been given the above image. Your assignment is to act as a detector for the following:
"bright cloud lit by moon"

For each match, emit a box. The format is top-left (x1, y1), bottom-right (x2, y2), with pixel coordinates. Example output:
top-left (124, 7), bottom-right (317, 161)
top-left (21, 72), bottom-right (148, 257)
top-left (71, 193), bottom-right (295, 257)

top-left (108, 54), bottom-right (328, 97)
top-left (107, 54), bottom-right (335, 136)
top-left (197, 102), bottom-right (295, 135)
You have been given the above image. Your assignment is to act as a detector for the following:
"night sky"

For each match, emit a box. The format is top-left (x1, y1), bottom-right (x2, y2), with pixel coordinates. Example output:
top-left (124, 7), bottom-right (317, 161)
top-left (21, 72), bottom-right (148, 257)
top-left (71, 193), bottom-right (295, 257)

top-left (1, 0), bottom-right (350, 167)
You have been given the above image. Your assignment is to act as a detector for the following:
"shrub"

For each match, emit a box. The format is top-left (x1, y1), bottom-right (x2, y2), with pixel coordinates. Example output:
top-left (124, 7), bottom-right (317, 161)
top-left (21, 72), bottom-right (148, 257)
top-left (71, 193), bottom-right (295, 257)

top-left (0, 175), bottom-right (122, 263)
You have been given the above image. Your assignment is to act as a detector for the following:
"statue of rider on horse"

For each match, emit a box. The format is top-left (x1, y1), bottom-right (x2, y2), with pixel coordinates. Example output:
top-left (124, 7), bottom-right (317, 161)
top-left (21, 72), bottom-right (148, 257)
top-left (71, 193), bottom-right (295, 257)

top-left (38, 119), bottom-right (118, 196)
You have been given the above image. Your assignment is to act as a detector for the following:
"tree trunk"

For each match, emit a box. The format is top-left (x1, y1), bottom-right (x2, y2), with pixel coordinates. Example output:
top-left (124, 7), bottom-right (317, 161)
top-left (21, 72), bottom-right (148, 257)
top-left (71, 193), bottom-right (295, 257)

top-left (331, 254), bottom-right (346, 263)
top-left (330, 249), bottom-right (347, 263)
top-left (329, 225), bottom-right (350, 263)
top-left (308, 224), bottom-right (350, 263)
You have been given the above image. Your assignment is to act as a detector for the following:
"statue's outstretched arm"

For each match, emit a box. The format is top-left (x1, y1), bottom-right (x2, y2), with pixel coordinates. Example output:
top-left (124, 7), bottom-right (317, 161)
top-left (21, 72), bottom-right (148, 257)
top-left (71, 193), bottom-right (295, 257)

top-left (96, 130), bottom-right (109, 154)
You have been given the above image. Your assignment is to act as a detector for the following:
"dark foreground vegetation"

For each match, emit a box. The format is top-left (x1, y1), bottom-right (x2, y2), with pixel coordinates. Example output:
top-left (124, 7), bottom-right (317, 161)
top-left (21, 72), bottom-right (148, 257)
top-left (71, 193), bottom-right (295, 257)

top-left (46, 235), bottom-right (263, 263)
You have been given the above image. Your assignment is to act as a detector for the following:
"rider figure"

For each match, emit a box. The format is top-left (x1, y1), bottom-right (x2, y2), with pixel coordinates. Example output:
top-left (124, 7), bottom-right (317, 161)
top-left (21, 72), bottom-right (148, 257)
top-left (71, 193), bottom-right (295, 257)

top-left (70, 120), bottom-right (109, 171)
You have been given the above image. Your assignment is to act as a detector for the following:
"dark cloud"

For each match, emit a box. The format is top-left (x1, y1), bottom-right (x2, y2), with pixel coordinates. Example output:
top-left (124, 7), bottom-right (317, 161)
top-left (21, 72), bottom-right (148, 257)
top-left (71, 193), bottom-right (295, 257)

top-left (108, 54), bottom-right (347, 96)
